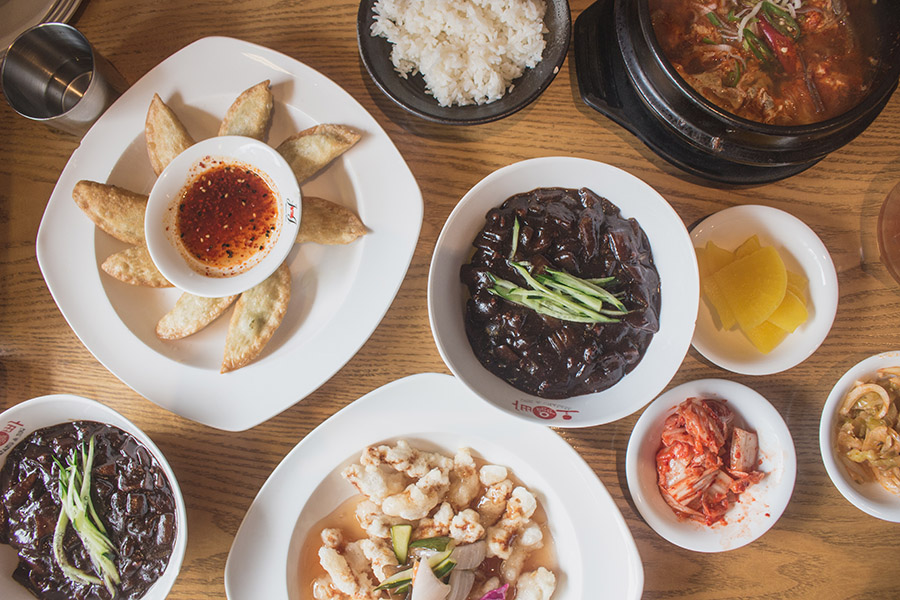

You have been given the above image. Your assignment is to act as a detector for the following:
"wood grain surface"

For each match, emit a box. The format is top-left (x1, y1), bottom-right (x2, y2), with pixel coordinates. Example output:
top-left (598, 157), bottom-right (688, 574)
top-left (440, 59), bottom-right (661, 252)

top-left (2, 1), bottom-right (900, 598)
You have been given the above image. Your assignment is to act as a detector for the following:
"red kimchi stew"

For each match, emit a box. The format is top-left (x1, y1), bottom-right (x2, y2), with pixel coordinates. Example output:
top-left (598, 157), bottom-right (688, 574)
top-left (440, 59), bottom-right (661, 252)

top-left (648, 0), bottom-right (877, 125)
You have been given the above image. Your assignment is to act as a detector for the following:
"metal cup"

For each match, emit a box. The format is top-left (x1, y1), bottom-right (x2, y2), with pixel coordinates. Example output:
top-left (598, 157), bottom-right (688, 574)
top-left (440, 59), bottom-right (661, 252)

top-left (1, 22), bottom-right (128, 136)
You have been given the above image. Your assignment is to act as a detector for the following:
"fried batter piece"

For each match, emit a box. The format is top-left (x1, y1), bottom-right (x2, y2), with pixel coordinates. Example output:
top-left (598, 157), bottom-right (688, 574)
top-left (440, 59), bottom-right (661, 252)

top-left (516, 567), bottom-right (557, 600)
top-left (218, 80), bottom-right (273, 140)
top-left (276, 124), bottom-right (361, 184)
top-left (448, 448), bottom-right (480, 510)
top-left (342, 463), bottom-right (408, 506)
top-left (361, 440), bottom-right (453, 478)
top-left (145, 93), bottom-right (194, 175)
top-left (354, 500), bottom-right (406, 539)
top-left (381, 466), bottom-right (450, 520)
top-left (101, 245), bottom-right (172, 287)
top-left (486, 486), bottom-right (538, 559)
top-left (72, 180), bottom-right (147, 244)
top-left (317, 528), bottom-right (380, 599)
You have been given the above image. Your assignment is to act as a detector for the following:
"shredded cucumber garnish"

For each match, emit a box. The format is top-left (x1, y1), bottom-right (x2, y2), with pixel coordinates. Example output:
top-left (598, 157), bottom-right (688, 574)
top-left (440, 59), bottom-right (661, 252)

top-left (53, 437), bottom-right (120, 595)
top-left (489, 217), bottom-right (628, 323)
top-left (488, 260), bottom-right (628, 324)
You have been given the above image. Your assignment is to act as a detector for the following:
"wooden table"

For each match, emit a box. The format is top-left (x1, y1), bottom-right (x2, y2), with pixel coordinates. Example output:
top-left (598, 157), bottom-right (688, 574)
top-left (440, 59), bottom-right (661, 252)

top-left (2, 1), bottom-right (899, 598)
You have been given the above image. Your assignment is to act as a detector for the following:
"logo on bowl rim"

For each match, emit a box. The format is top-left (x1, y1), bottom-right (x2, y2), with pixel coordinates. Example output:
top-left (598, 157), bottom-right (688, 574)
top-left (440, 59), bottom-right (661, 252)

top-left (511, 400), bottom-right (578, 421)
top-left (0, 419), bottom-right (26, 454)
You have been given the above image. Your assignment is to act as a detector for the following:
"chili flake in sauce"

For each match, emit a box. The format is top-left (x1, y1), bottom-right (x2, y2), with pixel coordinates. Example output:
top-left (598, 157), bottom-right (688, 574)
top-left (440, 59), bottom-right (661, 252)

top-left (175, 162), bottom-right (279, 275)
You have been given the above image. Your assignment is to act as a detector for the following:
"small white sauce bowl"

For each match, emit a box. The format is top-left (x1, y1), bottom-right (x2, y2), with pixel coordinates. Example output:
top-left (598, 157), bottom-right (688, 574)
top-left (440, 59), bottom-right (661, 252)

top-left (145, 136), bottom-right (301, 298)
top-left (626, 379), bottom-right (796, 552)
top-left (690, 205), bottom-right (838, 375)
top-left (820, 351), bottom-right (900, 522)
top-left (0, 394), bottom-right (187, 600)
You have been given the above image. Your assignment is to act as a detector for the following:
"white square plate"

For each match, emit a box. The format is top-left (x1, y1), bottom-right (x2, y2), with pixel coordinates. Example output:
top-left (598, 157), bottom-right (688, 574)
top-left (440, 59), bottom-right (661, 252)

top-left (35, 37), bottom-right (422, 430)
top-left (224, 373), bottom-right (644, 599)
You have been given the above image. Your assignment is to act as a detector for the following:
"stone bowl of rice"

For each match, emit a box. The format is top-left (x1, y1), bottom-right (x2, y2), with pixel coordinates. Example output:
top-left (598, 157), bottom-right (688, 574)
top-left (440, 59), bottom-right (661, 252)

top-left (357, 0), bottom-right (571, 125)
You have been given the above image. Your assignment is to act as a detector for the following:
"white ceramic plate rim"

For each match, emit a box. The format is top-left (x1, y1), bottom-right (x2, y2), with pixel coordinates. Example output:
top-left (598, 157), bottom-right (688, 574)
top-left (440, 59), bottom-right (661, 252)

top-left (223, 373), bottom-right (644, 600)
top-left (690, 204), bottom-right (838, 375)
top-left (626, 378), bottom-right (797, 552)
top-left (145, 135), bottom-right (301, 297)
top-left (0, 394), bottom-right (187, 600)
top-left (0, 0), bottom-right (83, 59)
top-left (819, 350), bottom-right (900, 522)
top-left (35, 36), bottom-right (422, 431)
top-left (427, 156), bottom-right (699, 427)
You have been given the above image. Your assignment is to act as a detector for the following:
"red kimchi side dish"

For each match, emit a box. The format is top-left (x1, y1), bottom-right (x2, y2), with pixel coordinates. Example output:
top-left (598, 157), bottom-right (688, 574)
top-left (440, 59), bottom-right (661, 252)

top-left (656, 397), bottom-right (765, 525)
top-left (648, 0), bottom-right (877, 125)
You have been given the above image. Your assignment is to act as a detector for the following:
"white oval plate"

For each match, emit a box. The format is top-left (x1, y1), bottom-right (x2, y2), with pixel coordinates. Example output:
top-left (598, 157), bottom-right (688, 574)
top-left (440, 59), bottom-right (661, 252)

top-left (626, 379), bottom-right (796, 552)
top-left (145, 135), bottom-right (301, 297)
top-left (690, 204), bottom-right (838, 375)
top-left (0, 394), bottom-right (187, 600)
top-left (428, 157), bottom-right (699, 427)
top-left (224, 373), bottom-right (644, 600)
top-left (35, 37), bottom-right (422, 430)
top-left (820, 351), bottom-right (900, 522)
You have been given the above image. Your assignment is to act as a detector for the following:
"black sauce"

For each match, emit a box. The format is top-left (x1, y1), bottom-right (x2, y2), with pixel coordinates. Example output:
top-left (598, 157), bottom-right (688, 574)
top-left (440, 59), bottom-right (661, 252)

top-left (0, 421), bottom-right (177, 600)
top-left (460, 187), bottom-right (661, 399)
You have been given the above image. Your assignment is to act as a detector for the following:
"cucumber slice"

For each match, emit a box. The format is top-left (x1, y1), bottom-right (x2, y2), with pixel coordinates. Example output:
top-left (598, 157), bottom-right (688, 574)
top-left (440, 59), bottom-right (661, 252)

top-left (433, 557), bottom-right (457, 580)
top-left (408, 535), bottom-right (452, 552)
top-left (390, 524), bottom-right (412, 564)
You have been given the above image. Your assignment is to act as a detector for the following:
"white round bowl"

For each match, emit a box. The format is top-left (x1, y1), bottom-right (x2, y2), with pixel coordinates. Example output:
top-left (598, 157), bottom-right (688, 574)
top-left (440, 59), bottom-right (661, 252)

top-left (690, 204), bottom-right (838, 375)
top-left (626, 379), bottom-right (796, 552)
top-left (0, 394), bottom-right (187, 600)
top-left (145, 135), bottom-right (301, 298)
top-left (819, 351), bottom-right (900, 522)
top-left (427, 157), bottom-right (699, 427)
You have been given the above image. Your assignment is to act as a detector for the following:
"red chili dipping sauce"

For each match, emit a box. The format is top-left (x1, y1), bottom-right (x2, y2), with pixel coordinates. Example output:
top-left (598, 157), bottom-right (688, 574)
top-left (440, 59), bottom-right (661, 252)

top-left (175, 160), bottom-right (279, 276)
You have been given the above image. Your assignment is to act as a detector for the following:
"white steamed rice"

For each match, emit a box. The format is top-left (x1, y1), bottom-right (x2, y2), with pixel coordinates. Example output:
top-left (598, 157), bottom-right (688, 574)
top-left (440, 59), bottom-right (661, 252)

top-left (371, 0), bottom-right (548, 107)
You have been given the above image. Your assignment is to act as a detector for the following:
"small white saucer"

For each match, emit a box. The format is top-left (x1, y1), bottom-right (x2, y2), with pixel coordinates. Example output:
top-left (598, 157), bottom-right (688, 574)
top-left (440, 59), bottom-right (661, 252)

top-left (145, 135), bottom-right (300, 298)
top-left (690, 204), bottom-right (838, 375)
top-left (626, 379), bottom-right (796, 552)
top-left (820, 351), bottom-right (900, 522)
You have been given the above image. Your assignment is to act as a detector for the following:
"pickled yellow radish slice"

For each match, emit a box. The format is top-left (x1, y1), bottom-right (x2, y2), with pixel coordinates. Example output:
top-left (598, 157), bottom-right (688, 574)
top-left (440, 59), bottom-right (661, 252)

top-left (712, 246), bottom-right (787, 331)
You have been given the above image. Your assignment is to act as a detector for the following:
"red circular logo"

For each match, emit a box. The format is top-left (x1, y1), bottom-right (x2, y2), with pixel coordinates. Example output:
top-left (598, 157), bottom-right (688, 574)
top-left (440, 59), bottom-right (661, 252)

top-left (532, 406), bottom-right (557, 420)
top-left (0, 431), bottom-right (8, 445)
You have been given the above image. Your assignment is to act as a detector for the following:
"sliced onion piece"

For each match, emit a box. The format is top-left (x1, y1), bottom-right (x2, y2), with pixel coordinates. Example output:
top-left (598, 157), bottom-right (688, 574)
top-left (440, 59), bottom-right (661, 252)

top-left (447, 569), bottom-right (475, 600)
top-left (410, 559), bottom-right (451, 600)
top-left (449, 540), bottom-right (486, 570)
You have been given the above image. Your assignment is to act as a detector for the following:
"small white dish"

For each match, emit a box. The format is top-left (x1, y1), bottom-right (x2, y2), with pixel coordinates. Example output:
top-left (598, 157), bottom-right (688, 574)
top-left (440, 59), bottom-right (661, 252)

top-left (690, 204), bottom-right (838, 375)
top-left (428, 156), bottom-right (699, 427)
top-left (224, 373), bottom-right (644, 600)
top-left (626, 379), bottom-right (796, 552)
top-left (819, 351), bottom-right (900, 522)
top-left (145, 136), bottom-right (300, 297)
top-left (0, 394), bottom-right (187, 600)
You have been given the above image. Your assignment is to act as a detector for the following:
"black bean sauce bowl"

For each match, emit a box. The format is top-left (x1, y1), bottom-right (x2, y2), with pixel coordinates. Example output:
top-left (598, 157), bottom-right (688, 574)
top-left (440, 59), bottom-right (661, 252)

top-left (0, 395), bottom-right (186, 600)
top-left (357, 0), bottom-right (571, 124)
top-left (574, 0), bottom-right (900, 184)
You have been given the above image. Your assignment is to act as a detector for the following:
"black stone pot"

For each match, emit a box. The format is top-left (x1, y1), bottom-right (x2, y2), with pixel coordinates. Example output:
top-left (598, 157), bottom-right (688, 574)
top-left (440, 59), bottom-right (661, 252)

top-left (574, 0), bottom-right (900, 184)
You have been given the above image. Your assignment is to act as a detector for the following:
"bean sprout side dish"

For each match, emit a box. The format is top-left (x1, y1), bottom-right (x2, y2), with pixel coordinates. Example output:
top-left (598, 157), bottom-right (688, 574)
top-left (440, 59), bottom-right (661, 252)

top-left (835, 368), bottom-right (900, 495)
